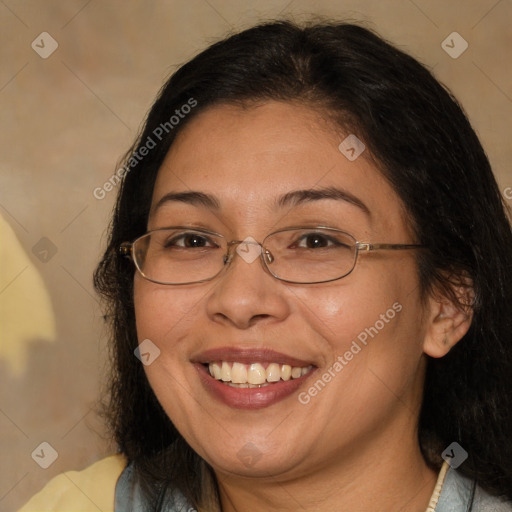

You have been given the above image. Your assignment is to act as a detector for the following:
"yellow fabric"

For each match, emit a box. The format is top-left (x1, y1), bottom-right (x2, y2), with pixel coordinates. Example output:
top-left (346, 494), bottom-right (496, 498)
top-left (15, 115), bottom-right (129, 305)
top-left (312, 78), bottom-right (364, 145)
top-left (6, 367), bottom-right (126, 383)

top-left (18, 455), bottom-right (127, 512)
top-left (0, 214), bottom-right (57, 376)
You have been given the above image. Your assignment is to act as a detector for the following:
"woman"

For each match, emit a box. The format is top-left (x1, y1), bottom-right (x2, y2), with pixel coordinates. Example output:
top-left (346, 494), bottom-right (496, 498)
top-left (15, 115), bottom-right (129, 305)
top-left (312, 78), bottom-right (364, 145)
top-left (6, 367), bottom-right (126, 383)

top-left (21, 20), bottom-right (512, 512)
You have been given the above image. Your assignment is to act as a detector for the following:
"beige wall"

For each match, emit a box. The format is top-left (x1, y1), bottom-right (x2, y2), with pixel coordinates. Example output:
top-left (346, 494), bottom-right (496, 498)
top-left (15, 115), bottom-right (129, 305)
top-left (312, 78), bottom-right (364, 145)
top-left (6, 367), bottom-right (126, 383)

top-left (1, 1), bottom-right (511, 509)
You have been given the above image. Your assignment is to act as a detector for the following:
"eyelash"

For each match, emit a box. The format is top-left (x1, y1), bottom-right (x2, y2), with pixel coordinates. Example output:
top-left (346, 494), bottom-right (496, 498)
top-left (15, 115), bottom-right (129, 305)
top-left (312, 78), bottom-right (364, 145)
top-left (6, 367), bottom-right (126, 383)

top-left (162, 231), bottom-right (348, 250)
top-left (292, 233), bottom-right (344, 249)
top-left (164, 233), bottom-right (218, 248)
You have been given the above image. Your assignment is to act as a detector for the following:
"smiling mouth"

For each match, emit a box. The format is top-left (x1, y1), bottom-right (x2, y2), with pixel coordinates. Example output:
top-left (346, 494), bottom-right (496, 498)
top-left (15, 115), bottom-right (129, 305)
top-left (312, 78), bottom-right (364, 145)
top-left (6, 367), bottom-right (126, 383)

top-left (206, 361), bottom-right (315, 388)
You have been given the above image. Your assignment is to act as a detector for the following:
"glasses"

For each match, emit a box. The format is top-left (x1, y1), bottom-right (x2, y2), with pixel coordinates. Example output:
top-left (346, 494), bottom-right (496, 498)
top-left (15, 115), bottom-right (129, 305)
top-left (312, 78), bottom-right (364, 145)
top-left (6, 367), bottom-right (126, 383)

top-left (119, 226), bottom-right (424, 285)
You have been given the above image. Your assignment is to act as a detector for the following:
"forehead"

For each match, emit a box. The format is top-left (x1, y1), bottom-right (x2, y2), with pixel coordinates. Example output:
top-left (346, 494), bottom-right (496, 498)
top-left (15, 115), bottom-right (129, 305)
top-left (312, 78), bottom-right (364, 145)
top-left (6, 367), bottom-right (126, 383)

top-left (150, 101), bottom-right (407, 235)
top-left (155, 101), bottom-right (344, 188)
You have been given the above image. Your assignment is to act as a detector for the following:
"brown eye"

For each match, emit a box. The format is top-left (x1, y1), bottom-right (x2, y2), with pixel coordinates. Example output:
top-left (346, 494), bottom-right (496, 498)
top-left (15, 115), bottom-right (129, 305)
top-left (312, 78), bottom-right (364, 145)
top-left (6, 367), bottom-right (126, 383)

top-left (164, 233), bottom-right (216, 249)
top-left (293, 233), bottom-right (341, 249)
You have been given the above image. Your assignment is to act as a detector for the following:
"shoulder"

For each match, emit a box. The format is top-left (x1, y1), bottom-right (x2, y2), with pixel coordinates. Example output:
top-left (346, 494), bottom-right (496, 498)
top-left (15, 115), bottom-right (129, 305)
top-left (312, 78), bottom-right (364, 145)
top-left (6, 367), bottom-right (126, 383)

top-left (437, 464), bottom-right (512, 512)
top-left (473, 484), bottom-right (512, 512)
top-left (18, 454), bottom-right (127, 512)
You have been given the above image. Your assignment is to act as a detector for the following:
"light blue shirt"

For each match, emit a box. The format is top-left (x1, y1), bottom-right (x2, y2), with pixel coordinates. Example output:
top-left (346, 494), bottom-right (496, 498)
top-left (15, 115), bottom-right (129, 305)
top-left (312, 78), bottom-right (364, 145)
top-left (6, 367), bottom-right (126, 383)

top-left (115, 462), bottom-right (512, 511)
top-left (436, 465), bottom-right (512, 512)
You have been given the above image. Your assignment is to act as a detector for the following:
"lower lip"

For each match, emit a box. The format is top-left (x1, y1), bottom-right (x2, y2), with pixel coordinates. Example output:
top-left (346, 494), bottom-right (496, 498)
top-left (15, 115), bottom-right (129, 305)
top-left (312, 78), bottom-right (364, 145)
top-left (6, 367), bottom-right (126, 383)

top-left (194, 364), bottom-right (316, 410)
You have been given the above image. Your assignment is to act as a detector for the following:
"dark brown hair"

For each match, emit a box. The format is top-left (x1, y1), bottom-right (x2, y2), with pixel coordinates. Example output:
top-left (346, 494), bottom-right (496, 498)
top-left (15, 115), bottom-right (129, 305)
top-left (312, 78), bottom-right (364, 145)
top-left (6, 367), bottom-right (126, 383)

top-left (94, 20), bottom-right (512, 509)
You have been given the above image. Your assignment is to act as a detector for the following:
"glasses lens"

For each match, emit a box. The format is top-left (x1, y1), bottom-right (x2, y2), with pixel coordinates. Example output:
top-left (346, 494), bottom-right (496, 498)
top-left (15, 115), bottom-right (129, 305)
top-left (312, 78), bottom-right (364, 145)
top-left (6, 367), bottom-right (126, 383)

top-left (133, 228), bottom-right (226, 284)
top-left (264, 228), bottom-right (357, 283)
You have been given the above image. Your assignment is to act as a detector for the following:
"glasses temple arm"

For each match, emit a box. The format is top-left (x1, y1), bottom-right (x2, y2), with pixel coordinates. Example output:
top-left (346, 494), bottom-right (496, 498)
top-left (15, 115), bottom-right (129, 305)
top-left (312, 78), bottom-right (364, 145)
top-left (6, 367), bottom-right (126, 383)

top-left (357, 243), bottom-right (425, 252)
top-left (119, 242), bottom-right (133, 258)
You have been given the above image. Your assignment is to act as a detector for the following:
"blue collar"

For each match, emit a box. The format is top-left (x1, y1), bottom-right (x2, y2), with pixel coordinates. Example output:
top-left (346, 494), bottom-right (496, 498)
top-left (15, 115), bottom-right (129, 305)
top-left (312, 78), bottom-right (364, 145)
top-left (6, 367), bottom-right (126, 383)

top-left (115, 462), bottom-right (512, 511)
top-left (435, 465), bottom-right (511, 512)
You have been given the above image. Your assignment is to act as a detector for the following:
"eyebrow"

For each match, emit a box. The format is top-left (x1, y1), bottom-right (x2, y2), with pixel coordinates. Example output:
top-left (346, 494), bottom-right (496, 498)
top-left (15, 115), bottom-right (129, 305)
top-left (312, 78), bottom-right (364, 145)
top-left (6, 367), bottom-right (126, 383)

top-left (152, 191), bottom-right (221, 214)
top-left (275, 186), bottom-right (371, 216)
top-left (152, 186), bottom-right (370, 216)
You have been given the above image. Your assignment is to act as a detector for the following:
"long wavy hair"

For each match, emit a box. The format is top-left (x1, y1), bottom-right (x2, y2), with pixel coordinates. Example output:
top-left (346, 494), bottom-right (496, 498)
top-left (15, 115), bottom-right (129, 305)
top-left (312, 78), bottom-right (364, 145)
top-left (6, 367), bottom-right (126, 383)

top-left (93, 20), bottom-right (512, 509)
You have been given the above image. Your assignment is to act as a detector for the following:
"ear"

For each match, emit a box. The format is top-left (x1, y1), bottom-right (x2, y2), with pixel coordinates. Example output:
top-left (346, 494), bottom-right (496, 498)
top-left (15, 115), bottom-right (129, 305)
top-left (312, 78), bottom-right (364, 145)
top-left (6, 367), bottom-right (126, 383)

top-left (423, 280), bottom-right (474, 358)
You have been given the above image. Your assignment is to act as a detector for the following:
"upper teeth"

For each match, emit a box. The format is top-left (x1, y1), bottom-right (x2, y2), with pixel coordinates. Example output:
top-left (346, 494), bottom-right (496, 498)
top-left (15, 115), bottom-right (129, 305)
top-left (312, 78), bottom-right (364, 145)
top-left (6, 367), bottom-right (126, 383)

top-left (208, 361), bottom-right (312, 385)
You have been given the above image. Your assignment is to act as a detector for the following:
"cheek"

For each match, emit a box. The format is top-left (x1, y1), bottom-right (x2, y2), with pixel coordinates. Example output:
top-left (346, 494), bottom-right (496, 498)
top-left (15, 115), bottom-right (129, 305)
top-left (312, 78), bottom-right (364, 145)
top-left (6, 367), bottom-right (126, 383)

top-left (295, 281), bottom-right (399, 349)
top-left (289, 284), bottom-right (425, 450)
top-left (133, 276), bottom-right (209, 352)
top-left (133, 278), bottom-right (207, 413)
top-left (299, 278), bottom-right (425, 415)
top-left (295, 265), bottom-right (424, 376)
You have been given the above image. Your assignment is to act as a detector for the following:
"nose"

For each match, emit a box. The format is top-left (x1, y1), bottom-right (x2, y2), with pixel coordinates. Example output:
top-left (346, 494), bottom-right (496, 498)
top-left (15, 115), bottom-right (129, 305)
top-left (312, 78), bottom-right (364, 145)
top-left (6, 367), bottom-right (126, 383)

top-left (205, 240), bottom-right (290, 329)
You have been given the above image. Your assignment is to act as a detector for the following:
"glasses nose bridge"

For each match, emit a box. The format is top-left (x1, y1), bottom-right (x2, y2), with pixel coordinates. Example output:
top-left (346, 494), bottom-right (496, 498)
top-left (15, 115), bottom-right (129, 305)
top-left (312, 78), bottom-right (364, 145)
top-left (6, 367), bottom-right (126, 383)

top-left (224, 239), bottom-right (272, 266)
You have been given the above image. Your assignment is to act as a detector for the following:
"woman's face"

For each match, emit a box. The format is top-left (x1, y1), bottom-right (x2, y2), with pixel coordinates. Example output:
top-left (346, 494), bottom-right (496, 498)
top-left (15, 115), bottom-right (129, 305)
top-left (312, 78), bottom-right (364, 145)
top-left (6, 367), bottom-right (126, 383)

top-left (134, 101), bottom-right (429, 480)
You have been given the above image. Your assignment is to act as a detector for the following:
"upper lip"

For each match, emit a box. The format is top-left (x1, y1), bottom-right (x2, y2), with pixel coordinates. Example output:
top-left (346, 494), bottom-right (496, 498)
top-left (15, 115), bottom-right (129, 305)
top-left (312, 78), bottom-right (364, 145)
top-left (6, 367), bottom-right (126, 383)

top-left (192, 347), bottom-right (316, 367)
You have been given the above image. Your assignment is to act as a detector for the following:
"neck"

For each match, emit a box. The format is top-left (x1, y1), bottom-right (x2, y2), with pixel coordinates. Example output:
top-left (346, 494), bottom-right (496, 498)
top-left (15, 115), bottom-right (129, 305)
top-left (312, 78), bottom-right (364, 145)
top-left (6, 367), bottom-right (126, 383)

top-left (215, 425), bottom-right (437, 512)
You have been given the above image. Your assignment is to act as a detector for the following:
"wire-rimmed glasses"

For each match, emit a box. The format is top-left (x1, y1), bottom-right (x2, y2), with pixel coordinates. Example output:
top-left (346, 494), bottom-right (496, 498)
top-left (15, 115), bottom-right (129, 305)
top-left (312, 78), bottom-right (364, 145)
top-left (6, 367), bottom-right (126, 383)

top-left (120, 226), bottom-right (424, 285)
